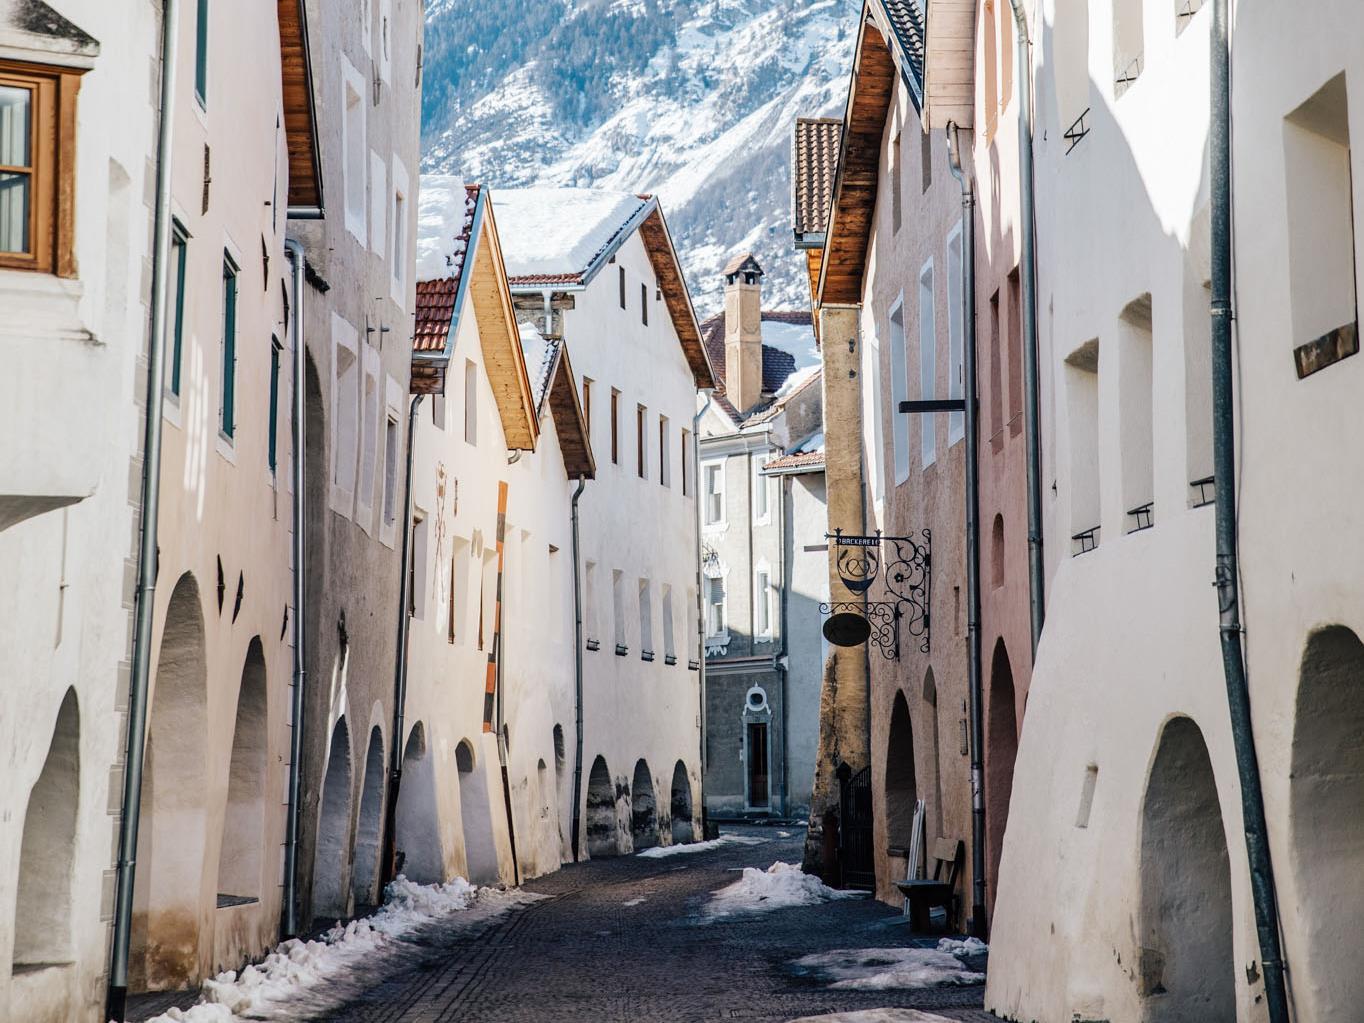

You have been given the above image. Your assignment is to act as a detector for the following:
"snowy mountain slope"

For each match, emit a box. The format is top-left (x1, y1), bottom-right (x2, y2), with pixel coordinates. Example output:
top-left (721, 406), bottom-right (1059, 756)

top-left (420, 0), bottom-right (857, 314)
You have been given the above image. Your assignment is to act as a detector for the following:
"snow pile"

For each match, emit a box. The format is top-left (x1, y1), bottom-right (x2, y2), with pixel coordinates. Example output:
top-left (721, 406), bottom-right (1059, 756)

top-left (518, 321), bottom-right (557, 407)
top-left (491, 187), bottom-right (647, 279)
top-left (761, 318), bottom-right (820, 371)
top-left (143, 876), bottom-right (489, 1022)
top-left (786, 1010), bottom-right (962, 1023)
top-left (417, 175), bottom-right (476, 283)
top-left (635, 834), bottom-right (764, 858)
top-left (789, 938), bottom-right (987, 991)
top-left (774, 364), bottom-right (821, 400)
top-left (701, 861), bottom-right (865, 921)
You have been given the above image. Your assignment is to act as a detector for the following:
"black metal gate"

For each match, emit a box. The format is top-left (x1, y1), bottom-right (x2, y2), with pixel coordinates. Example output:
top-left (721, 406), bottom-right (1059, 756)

top-left (838, 764), bottom-right (875, 890)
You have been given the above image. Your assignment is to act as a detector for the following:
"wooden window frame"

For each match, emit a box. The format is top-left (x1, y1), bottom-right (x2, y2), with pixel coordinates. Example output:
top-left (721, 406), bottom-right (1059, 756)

top-left (610, 388), bottom-right (620, 465)
top-left (220, 253), bottom-right (239, 440)
top-left (168, 220), bottom-right (189, 396)
top-left (0, 61), bottom-right (85, 277)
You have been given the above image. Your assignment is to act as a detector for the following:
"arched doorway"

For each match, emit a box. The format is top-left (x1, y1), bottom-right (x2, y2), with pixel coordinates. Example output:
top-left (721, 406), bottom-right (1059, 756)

top-left (631, 759), bottom-right (658, 850)
top-left (456, 738), bottom-right (499, 884)
top-left (586, 756), bottom-right (618, 857)
top-left (885, 691), bottom-right (917, 853)
top-left (218, 639), bottom-right (267, 906)
top-left (311, 718), bottom-right (352, 920)
top-left (986, 639), bottom-right (1018, 911)
top-left (12, 688), bottom-right (79, 971)
top-left (1290, 625), bottom-right (1364, 1015)
top-left (395, 723), bottom-right (443, 884)
top-left (132, 572), bottom-right (208, 991)
top-left (351, 727), bottom-right (385, 907)
top-left (1138, 716), bottom-right (1233, 1021)
top-left (670, 760), bottom-right (694, 844)
top-left (534, 757), bottom-right (560, 871)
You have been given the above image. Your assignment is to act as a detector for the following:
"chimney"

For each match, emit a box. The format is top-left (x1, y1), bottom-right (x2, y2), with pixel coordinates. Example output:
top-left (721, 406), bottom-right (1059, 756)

top-left (723, 253), bottom-right (764, 413)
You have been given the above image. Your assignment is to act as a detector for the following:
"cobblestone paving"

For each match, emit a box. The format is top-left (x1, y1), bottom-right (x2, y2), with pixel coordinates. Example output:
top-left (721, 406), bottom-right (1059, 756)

top-left (320, 825), bottom-right (998, 1023)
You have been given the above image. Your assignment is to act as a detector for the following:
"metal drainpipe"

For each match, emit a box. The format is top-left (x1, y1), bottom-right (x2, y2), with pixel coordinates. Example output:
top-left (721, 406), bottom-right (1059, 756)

top-left (1007, 0), bottom-right (1046, 655)
top-left (694, 391), bottom-right (713, 838)
top-left (569, 476), bottom-right (587, 860)
top-left (777, 471), bottom-right (790, 818)
top-left (282, 239), bottom-right (307, 937)
top-left (1209, 3), bottom-right (1290, 1019)
top-left (947, 123), bottom-right (988, 939)
top-left (380, 393), bottom-right (424, 891)
top-left (106, 4), bottom-right (179, 1017)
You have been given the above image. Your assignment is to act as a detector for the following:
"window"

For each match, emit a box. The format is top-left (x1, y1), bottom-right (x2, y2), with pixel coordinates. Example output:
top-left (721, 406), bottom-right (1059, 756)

top-left (0, 64), bottom-right (84, 275)
top-left (636, 404), bottom-right (647, 478)
top-left (752, 455), bottom-right (770, 522)
top-left (639, 578), bottom-right (653, 655)
top-left (1065, 339), bottom-right (1101, 551)
top-left (619, 266), bottom-right (626, 309)
top-left (378, 0), bottom-right (393, 81)
top-left (1113, 0), bottom-right (1145, 97)
top-left (168, 221), bottom-right (189, 396)
top-left (1055, 0), bottom-right (1091, 144)
top-left (947, 226), bottom-right (964, 443)
top-left (612, 569), bottom-right (626, 652)
top-left (921, 128), bottom-right (932, 192)
top-left (1000, 0), bottom-right (1014, 112)
top-left (268, 338), bottom-right (282, 473)
top-left (681, 429), bottom-right (691, 495)
top-left (889, 300), bottom-right (910, 484)
top-left (391, 155), bottom-right (410, 305)
top-left (582, 377), bottom-right (593, 442)
top-left (409, 513), bottom-right (428, 618)
top-left (984, 0), bottom-right (998, 134)
top-left (585, 561), bottom-right (599, 643)
top-left (1119, 294), bottom-right (1154, 528)
top-left (703, 461), bottom-right (725, 526)
top-left (991, 514), bottom-right (1005, 588)
top-left (1175, 0), bottom-right (1205, 34)
top-left (659, 415), bottom-right (669, 486)
top-left (369, 152), bottom-right (386, 256)
top-left (610, 389), bottom-right (620, 464)
top-left (220, 254), bottom-right (238, 440)
top-left (641, 282), bottom-right (649, 325)
top-left (342, 64), bottom-right (366, 242)
top-left (1285, 73), bottom-right (1358, 376)
top-left (333, 326), bottom-right (359, 497)
top-left (662, 585), bottom-right (675, 660)
top-left (919, 262), bottom-right (937, 466)
top-left (392, 189), bottom-right (406, 283)
top-left (1007, 268), bottom-right (1023, 436)
top-left (382, 415), bottom-right (398, 525)
top-left (464, 359), bottom-right (477, 444)
top-left (195, 0), bottom-right (209, 105)
top-left (360, 372), bottom-right (378, 508)
top-left (754, 566), bottom-right (772, 638)
top-left (706, 576), bottom-right (726, 638)
top-left (891, 130), bottom-right (903, 233)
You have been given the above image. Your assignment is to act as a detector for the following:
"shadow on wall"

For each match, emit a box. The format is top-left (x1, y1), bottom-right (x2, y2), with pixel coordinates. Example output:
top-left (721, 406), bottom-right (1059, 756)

top-left (631, 759), bottom-right (659, 850)
top-left (351, 727), bottom-right (385, 908)
top-left (586, 755), bottom-right (618, 857)
top-left (670, 759), bottom-right (695, 844)
top-left (312, 718), bottom-right (353, 921)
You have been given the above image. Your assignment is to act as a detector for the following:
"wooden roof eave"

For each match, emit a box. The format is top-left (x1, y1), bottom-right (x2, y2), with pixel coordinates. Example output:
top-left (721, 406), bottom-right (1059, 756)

top-left (472, 197), bottom-right (540, 451)
top-left (546, 342), bottom-right (597, 480)
top-left (817, 7), bottom-right (896, 310)
top-left (636, 204), bottom-right (716, 390)
top-left (921, 0), bottom-right (977, 131)
top-left (278, 0), bottom-right (323, 215)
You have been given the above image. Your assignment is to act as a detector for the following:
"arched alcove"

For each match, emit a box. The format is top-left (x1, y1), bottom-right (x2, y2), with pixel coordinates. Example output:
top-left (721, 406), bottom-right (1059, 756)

top-left (1289, 625), bottom-right (1364, 1014)
top-left (1138, 716), bottom-right (1233, 1020)
top-left (991, 514), bottom-right (1005, 588)
top-left (132, 572), bottom-right (208, 991)
top-left (456, 738), bottom-right (499, 884)
top-left (885, 691), bottom-right (917, 851)
top-left (311, 718), bottom-right (353, 920)
top-left (986, 638), bottom-right (1018, 909)
top-left (395, 722), bottom-right (444, 884)
top-left (630, 759), bottom-right (658, 850)
top-left (670, 760), bottom-right (694, 844)
top-left (923, 668), bottom-right (944, 838)
top-left (586, 756), bottom-right (618, 857)
top-left (218, 639), bottom-right (267, 904)
top-left (12, 688), bottom-right (80, 970)
top-left (351, 727), bottom-right (385, 907)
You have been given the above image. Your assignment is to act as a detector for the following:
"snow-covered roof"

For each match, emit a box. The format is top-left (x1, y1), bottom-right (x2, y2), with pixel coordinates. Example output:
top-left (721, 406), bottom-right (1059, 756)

top-left (490, 187), bottom-right (649, 283)
top-left (417, 175), bottom-right (478, 284)
top-left (518, 321), bottom-right (558, 410)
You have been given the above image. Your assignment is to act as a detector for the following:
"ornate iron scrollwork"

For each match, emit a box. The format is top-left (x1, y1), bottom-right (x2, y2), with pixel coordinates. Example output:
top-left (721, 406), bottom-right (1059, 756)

top-left (819, 529), bottom-right (932, 659)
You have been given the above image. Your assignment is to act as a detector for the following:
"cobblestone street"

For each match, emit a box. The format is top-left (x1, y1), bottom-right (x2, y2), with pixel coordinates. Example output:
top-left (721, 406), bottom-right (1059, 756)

top-left (302, 826), bottom-right (992, 1023)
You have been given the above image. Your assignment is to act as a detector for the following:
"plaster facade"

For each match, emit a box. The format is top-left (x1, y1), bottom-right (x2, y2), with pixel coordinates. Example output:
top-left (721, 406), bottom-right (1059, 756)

top-left (291, 0), bottom-right (422, 929)
top-left (0, 4), bottom-right (152, 1019)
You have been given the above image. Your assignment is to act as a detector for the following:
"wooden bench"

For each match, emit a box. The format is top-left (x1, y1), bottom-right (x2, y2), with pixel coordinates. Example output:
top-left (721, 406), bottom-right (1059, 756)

top-left (893, 838), bottom-right (963, 932)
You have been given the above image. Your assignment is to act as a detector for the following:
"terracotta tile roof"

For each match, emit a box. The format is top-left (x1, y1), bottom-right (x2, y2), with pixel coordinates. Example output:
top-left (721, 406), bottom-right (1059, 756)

top-left (413, 278), bottom-right (457, 353)
top-left (877, 0), bottom-right (927, 89)
top-left (764, 449), bottom-right (825, 473)
top-left (700, 310), bottom-right (815, 421)
top-left (505, 271), bottom-right (585, 287)
top-left (745, 367), bottom-right (822, 426)
top-left (793, 118), bottom-right (842, 238)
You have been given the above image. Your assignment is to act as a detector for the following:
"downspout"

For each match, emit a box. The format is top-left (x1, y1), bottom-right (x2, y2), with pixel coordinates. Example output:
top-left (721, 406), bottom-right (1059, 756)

top-left (569, 476), bottom-right (587, 860)
top-left (1209, 3), bottom-right (1290, 1019)
top-left (106, 3), bottom-right (178, 1017)
top-left (1007, 0), bottom-right (1046, 655)
top-left (693, 391), bottom-right (713, 838)
top-left (947, 123), bottom-right (988, 939)
top-left (282, 239), bottom-right (307, 937)
top-left (379, 393), bottom-right (424, 890)
top-left (777, 471), bottom-right (790, 817)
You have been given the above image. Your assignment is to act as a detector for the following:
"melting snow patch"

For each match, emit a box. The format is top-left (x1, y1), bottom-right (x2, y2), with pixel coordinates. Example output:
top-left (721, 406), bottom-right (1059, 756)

top-left (701, 861), bottom-right (865, 921)
top-left (635, 834), bottom-right (764, 858)
top-left (142, 876), bottom-right (534, 1021)
top-left (789, 938), bottom-right (987, 991)
top-left (622, 897), bottom-right (648, 906)
top-left (785, 1010), bottom-right (960, 1023)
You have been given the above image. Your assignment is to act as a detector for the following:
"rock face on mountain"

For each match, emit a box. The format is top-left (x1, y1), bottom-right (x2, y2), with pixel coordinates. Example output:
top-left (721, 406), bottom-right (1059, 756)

top-left (420, 0), bottom-right (854, 314)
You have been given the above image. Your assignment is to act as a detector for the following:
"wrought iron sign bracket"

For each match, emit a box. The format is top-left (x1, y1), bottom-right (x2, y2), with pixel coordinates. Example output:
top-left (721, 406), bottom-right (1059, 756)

top-left (819, 529), bottom-right (932, 659)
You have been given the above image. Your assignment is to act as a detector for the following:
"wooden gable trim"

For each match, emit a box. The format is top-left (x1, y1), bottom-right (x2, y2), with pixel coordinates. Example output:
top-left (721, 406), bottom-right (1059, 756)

top-left (470, 198), bottom-right (539, 450)
top-left (637, 205), bottom-right (715, 389)
top-left (922, 0), bottom-right (976, 131)
top-left (277, 0), bottom-right (323, 212)
top-left (818, 12), bottom-right (896, 307)
top-left (546, 343), bottom-right (597, 479)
